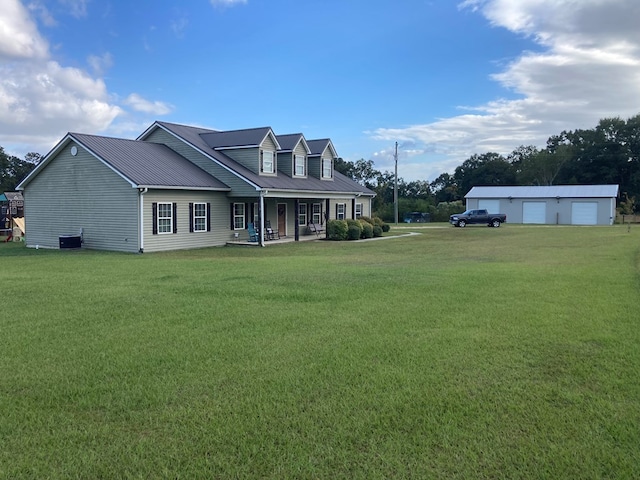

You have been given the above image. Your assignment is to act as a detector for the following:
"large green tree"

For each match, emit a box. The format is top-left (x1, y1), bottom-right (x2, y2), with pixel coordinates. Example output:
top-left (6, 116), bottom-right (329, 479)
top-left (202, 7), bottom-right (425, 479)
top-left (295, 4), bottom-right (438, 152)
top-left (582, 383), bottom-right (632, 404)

top-left (1, 147), bottom-right (40, 192)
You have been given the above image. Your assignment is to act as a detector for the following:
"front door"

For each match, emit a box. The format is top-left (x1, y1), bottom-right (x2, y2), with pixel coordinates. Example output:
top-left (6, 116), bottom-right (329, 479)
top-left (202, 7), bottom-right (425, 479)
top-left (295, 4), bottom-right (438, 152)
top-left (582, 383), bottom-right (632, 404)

top-left (277, 203), bottom-right (286, 236)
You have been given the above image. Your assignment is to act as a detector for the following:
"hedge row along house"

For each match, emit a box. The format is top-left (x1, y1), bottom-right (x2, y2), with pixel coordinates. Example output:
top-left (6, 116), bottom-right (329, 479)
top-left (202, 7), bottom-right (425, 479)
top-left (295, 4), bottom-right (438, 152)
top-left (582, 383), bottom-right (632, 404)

top-left (17, 121), bottom-right (375, 252)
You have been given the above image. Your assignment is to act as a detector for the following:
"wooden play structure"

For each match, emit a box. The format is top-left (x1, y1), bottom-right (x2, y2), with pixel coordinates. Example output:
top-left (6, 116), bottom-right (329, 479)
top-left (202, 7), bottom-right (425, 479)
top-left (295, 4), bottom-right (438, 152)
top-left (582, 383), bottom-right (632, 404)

top-left (1, 192), bottom-right (25, 242)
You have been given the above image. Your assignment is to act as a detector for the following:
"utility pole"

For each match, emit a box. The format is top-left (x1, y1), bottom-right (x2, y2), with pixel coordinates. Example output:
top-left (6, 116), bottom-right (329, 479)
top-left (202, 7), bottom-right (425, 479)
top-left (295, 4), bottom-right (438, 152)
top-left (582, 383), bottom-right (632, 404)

top-left (394, 141), bottom-right (398, 224)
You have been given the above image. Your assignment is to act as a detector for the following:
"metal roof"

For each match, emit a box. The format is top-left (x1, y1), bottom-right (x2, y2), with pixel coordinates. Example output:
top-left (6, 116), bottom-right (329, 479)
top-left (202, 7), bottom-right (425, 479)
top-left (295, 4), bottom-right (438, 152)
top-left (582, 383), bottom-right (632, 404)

top-left (275, 133), bottom-right (310, 153)
top-left (70, 133), bottom-right (230, 190)
top-left (307, 139), bottom-right (335, 157)
top-left (465, 185), bottom-right (619, 199)
top-left (199, 127), bottom-right (276, 150)
top-left (150, 122), bottom-right (375, 197)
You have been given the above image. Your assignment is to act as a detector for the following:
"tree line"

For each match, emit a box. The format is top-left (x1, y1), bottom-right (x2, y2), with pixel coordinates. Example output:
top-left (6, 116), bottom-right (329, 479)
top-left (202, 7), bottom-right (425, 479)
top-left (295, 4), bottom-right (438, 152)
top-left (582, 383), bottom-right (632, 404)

top-left (3, 114), bottom-right (639, 219)
top-left (336, 114), bottom-right (640, 221)
top-left (0, 147), bottom-right (41, 193)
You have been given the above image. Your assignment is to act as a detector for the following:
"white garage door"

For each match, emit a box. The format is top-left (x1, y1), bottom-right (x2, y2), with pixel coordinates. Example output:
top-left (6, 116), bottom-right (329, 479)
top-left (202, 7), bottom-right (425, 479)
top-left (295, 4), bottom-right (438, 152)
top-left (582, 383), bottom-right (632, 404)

top-left (522, 202), bottom-right (546, 224)
top-left (478, 199), bottom-right (500, 213)
top-left (571, 202), bottom-right (598, 225)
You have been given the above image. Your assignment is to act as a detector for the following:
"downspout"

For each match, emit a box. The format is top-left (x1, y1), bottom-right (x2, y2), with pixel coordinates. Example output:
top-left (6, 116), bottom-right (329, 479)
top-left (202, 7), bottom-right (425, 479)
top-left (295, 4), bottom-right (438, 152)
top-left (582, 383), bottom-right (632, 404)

top-left (139, 188), bottom-right (148, 253)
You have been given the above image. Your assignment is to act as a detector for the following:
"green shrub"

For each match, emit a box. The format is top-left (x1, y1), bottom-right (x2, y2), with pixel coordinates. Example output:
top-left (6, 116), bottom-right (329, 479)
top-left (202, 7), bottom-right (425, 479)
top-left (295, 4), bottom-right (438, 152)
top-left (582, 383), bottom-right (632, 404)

top-left (347, 224), bottom-right (361, 240)
top-left (381, 223), bottom-right (390, 232)
top-left (327, 219), bottom-right (348, 240)
top-left (361, 222), bottom-right (374, 238)
top-left (373, 225), bottom-right (383, 237)
top-left (346, 219), bottom-right (363, 236)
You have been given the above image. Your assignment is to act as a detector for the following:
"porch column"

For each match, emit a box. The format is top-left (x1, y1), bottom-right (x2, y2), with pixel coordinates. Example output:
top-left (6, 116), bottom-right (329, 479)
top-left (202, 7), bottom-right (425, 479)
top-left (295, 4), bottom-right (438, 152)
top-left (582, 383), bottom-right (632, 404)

top-left (325, 198), bottom-right (330, 239)
top-left (294, 199), bottom-right (299, 241)
top-left (259, 192), bottom-right (265, 247)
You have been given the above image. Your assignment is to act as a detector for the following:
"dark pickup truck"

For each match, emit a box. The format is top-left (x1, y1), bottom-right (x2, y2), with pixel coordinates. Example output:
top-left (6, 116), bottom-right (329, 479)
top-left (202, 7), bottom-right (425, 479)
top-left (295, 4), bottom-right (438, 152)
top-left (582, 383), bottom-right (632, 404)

top-left (450, 209), bottom-right (507, 227)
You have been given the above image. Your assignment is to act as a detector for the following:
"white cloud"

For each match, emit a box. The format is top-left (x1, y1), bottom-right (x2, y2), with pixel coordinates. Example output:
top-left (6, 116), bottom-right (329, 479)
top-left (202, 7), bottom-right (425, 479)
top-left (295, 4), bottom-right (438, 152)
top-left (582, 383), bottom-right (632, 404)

top-left (0, 0), bottom-right (48, 59)
top-left (28, 2), bottom-right (57, 27)
top-left (372, 0), bottom-right (640, 180)
top-left (0, 0), bottom-right (121, 155)
top-left (87, 52), bottom-right (113, 76)
top-left (59, 0), bottom-right (89, 19)
top-left (124, 93), bottom-right (173, 115)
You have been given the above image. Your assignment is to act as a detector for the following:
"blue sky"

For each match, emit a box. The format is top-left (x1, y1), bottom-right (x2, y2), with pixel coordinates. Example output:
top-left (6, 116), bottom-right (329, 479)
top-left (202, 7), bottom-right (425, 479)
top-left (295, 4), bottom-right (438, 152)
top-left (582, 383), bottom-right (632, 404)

top-left (2, 0), bottom-right (640, 182)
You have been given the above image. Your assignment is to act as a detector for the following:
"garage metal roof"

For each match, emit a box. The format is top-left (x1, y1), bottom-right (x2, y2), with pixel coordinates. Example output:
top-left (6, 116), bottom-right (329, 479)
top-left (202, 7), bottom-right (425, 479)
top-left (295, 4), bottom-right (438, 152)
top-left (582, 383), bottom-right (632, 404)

top-left (465, 185), bottom-right (619, 199)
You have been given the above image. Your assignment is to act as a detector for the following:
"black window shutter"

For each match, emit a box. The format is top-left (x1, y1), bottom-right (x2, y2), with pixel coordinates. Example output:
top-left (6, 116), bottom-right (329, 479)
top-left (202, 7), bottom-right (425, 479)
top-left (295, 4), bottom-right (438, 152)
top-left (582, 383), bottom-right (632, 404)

top-left (335, 204), bottom-right (338, 219)
top-left (189, 203), bottom-right (194, 233)
top-left (173, 202), bottom-right (178, 233)
top-left (245, 203), bottom-right (249, 228)
top-left (152, 202), bottom-right (158, 235)
top-left (352, 199), bottom-right (356, 219)
top-left (206, 203), bottom-right (211, 232)
top-left (230, 203), bottom-right (234, 229)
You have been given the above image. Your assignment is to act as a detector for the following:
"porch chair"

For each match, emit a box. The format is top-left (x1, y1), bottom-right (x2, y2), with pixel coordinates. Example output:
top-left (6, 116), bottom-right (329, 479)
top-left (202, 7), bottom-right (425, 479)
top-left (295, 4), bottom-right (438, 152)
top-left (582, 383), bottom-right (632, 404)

top-left (265, 220), bottom-right (280, 240)
top-left (247, 223), bottom-right (259, 242)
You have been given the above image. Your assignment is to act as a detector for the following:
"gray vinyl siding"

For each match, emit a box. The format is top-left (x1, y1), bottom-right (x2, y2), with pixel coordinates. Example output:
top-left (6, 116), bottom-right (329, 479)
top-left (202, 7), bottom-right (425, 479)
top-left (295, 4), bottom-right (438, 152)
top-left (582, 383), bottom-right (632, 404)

top-left (144, 129), bottom-right (256, 197)
top-left (328, 199), bottom-right (352, 220)
top-left (222, 137), bottom-right (278, 175)
top-left (222, 147), bottom-right (260, 174)
top-left (308, 156), bottom-right (321, 179)
top-left (22, 142), bottom-right (139, 252)
top-left (278, 152), bottom-right (293, 176)
top-left (143, 190), bottom-right (230, 253)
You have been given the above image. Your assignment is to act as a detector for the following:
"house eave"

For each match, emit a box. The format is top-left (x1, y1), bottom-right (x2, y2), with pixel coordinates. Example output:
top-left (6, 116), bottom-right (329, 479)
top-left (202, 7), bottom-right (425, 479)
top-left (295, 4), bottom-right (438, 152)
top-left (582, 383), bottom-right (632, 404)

top-left (136, 185), bottom-right (232, 192)
top-left (262, 189), bottom-right (375, 199)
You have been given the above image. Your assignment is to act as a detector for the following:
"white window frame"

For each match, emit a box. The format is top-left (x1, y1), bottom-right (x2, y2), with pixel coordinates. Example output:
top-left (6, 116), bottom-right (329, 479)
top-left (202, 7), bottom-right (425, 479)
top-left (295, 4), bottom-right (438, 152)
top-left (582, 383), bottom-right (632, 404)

top-left (294, 155), bottom-right (306, 177)
top-left (355, 203), bottom-right (363, 218)
top-left (233, 203), bottom-right (245, 230)
top-left (158, 202), bottom-right (173, 234)
top-left (298, 203), bottom-right (307, 226)
top-left (261, 150), bottom-right (275, 174)
top-left (312, 203), bottom-right (322, 224)
top-left (322, 157), bottom-right (333, 179)
top-left (193, 202), bottom-right (207, 232)
top-left (337, 203), bottom-right (346, 220)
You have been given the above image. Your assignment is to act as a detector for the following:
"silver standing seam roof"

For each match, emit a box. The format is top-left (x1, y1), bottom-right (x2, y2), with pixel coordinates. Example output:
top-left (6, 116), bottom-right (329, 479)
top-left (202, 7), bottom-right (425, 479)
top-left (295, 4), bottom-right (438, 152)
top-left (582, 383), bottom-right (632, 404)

top-left (70, 133), bottom-right (230, 190)
top-left (465, 185), bottom-right (619, 199)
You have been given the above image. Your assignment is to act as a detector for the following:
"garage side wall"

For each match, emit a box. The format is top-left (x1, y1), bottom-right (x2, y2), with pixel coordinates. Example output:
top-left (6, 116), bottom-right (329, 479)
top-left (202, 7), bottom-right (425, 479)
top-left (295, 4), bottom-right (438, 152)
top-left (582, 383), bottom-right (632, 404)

top-left (22, 143), bottom-right (139, 252)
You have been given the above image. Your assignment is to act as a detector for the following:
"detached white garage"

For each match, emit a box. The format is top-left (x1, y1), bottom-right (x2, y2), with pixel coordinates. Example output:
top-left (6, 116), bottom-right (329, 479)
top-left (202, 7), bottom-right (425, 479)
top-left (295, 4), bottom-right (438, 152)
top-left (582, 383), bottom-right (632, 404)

top-left (465, 185), bottom-right (619, 225)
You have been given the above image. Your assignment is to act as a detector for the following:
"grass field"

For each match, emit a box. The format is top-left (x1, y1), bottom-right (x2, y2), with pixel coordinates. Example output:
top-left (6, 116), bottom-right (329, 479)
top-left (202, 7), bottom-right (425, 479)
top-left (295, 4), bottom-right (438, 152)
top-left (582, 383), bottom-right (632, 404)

top-left (1, 225), bottom-right (639, 479)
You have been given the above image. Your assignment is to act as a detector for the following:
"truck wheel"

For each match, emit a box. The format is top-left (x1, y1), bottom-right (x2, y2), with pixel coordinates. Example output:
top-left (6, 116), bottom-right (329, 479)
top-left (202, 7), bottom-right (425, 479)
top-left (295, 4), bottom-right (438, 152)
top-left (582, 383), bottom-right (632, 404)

top-left (458, 220), bottom-right (466, 228)
top-left (491, 219), bottom-right (501, 227)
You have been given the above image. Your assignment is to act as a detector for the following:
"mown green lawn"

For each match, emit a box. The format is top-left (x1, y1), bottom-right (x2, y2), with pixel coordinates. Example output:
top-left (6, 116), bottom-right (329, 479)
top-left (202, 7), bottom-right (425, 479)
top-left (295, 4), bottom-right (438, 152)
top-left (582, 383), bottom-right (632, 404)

top-left (1, 225), bottom-right (639, 479)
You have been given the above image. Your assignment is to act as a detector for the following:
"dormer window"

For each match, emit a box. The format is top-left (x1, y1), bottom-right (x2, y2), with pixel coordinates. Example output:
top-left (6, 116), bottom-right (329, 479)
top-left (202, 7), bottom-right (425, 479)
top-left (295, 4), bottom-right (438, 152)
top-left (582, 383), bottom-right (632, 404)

top-left (322, 157), bottom-right (333, 179)
top-left (261, 150), bottom-right (275, 174)
top-left (294, 155), bottom-right (306, 176)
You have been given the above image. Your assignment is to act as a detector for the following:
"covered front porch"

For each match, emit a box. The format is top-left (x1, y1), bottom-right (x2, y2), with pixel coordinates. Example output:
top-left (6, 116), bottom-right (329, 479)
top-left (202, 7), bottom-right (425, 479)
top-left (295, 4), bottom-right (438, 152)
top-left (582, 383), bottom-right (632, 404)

top-left (226, 230), bottom-right (323, 246)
